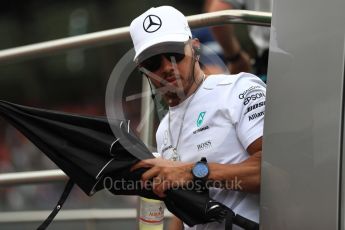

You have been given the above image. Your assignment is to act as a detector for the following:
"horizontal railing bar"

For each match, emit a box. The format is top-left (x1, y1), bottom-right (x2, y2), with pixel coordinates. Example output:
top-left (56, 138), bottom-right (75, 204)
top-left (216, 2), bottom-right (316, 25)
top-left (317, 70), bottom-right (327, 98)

top-left (0, 169), bottom-right (67, 186)
top-left (0, 208), bottom-right (173, 223)
top-left (0, 10), bottom-right (271, 63)
top-left (187, 9), bottom-right (271, 28)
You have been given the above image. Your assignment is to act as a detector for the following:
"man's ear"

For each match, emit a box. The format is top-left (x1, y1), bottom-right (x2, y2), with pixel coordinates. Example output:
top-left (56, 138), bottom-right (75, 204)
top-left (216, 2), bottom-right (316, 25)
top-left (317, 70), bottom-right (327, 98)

top-left (191, 38), bottom-right (201, 49)
top-left (193, 46), bottom-right (201, 56)
top-left (191, 38), bottom-right (201, 59)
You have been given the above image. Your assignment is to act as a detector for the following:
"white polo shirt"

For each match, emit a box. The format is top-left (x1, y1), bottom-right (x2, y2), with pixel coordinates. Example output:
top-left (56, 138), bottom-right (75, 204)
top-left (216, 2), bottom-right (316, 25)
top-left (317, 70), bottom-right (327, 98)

top-left (156, 72), bottom-right (266, 229)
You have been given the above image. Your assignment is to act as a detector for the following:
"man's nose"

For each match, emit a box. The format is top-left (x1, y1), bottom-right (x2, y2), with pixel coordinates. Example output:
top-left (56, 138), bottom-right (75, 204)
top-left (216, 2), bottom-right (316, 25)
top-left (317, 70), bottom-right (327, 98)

top-left (159, 55), bottom-right (174, 71)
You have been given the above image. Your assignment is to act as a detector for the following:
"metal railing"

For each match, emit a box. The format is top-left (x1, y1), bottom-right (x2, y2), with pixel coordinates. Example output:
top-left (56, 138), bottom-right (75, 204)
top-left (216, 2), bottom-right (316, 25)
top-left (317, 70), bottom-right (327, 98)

top-left (0, 209), bottom-right (173, 223)
top-left (0, 169), bottom-right (67, 186)
top-left (0, 10), bottom-right (271, 63)
top-left (0, 209), bottom-right (136, 223)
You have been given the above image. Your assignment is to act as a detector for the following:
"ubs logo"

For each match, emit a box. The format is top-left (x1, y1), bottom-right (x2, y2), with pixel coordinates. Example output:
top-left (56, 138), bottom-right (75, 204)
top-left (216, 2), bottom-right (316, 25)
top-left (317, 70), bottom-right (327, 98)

top-left (143, 15), bottom-right (162, 33)
top-left (244, 101), bottom-right (265, 115)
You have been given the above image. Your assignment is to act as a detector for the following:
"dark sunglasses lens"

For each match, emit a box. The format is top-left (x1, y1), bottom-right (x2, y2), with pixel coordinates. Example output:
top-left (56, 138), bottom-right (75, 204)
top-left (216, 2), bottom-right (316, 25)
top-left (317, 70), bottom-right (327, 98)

top-left (139, 43), bottom-right (186, 71)
top-left (163, 52), bottom-right (185, 62)
top-left (140, 55), bottom-right (161, 72)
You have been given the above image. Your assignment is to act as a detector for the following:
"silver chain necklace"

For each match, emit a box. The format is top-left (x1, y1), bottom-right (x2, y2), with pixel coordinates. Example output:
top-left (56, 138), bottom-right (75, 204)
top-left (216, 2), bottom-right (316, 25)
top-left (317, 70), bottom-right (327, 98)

top-left (168, 74), bottom-right (206, 161)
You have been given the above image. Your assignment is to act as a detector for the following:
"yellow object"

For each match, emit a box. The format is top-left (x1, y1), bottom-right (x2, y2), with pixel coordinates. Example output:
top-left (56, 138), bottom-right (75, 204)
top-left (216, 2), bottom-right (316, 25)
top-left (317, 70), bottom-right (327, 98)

top-left (139, 197), bottom-right (164, 230)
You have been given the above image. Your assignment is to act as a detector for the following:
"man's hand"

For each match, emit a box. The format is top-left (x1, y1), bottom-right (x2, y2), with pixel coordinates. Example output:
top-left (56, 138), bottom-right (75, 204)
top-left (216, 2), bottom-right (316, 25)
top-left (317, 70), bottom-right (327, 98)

top-left (130, 158), bottom-right (194, 197)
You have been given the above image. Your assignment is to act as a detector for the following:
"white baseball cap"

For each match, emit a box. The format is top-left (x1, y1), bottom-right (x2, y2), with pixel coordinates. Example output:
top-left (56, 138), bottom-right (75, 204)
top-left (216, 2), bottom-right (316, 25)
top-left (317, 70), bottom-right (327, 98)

top-left (129, 6), bottom-right (192, 62)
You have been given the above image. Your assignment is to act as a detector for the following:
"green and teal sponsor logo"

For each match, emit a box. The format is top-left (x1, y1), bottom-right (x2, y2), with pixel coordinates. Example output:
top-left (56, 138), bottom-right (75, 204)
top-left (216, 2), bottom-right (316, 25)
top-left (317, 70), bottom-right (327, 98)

top-left (196, 111), bottom-right (206, 127)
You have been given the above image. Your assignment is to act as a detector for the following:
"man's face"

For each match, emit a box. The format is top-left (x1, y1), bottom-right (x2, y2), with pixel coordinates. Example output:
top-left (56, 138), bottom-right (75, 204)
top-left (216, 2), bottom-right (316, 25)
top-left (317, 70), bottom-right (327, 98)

top-left (137, 40), bottom-right (197, 103)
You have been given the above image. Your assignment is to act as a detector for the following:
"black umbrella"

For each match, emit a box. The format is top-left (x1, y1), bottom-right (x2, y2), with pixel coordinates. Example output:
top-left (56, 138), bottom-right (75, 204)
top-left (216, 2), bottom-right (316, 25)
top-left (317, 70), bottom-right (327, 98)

top-left (0, 100), bottom-right (258, 230)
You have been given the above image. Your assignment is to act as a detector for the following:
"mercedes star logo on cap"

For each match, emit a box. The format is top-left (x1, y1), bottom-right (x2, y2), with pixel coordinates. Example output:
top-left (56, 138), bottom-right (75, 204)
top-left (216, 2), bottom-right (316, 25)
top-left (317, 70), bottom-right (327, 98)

top-left (143, 15), bottom-right (162, 33)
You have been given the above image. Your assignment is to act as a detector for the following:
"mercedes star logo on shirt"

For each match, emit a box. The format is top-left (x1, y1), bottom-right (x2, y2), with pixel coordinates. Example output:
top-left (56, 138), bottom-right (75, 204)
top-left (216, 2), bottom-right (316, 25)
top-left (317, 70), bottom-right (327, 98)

top-left (143, 15), bottom-right (162, 33)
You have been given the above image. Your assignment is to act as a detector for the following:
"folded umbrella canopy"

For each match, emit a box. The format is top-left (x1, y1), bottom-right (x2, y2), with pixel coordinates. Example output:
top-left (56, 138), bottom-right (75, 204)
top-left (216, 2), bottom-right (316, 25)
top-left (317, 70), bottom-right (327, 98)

top-left (0, 100), bottom-right (258, 230)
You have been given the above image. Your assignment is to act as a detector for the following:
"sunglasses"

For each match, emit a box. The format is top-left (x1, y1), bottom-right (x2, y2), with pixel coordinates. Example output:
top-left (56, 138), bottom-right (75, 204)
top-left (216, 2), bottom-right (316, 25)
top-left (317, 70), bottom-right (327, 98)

top-left (138, 43), bottom-right (187, 72)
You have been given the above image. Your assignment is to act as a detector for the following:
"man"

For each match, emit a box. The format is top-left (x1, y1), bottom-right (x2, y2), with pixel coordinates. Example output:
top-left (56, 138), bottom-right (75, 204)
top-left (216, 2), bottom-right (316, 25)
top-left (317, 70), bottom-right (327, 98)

top-left (129, 6), bottom-right (265, 229)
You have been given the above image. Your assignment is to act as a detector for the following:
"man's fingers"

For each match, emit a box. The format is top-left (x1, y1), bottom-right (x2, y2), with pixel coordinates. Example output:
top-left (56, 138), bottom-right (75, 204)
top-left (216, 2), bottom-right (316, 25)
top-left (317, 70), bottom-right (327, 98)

top-left (130, 159), bottom-right (154, 172)
top-left (141, 166), bottom-right (161, 181)
top-left (154, 183), bottom-right (168, 198)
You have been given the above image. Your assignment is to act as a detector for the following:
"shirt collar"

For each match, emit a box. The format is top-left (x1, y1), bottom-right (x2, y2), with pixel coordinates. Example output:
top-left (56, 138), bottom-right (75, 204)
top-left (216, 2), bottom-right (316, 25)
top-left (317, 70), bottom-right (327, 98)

top-left (202, 74), bottom-right (234, 90)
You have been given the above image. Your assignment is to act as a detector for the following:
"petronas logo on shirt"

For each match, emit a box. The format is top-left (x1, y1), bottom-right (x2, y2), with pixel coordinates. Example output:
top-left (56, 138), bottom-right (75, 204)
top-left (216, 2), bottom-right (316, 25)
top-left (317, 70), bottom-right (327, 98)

top-left (197, 112), bottom-right (206, 127)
